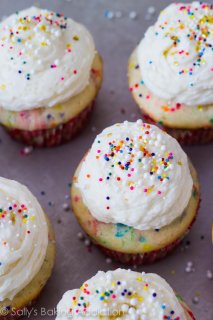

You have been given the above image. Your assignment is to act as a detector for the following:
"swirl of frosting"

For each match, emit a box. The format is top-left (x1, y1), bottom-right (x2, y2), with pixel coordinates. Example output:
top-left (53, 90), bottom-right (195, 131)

top-left (0, 177), bottom-right (48, 301)
top-left (0, 7), bottom-right (95, 111)
top-left (77, 120), bottom-right (193, 230)
top-left (137, 2), bottom-right (213, 106)
top-left (56, 268), bottom-right (188, 319)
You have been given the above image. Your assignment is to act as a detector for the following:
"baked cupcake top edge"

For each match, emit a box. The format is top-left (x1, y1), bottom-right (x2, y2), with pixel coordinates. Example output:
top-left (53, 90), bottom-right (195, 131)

top-left (137, 1), bottom-right (213, 106)
top-left (56, 268), bottom-right (189, 320)
top-left (0, 6), bottom-right (96, 111)
top-left (0, 177), bottom-right (48, 301)
top-left (76, 120), bottom-right (193, 231)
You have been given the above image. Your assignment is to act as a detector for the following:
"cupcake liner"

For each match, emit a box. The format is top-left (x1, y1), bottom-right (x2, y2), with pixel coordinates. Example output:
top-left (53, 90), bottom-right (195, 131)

top-left (143, 113), bottom-right (213, 145)
top-left (179, 300), bottom-right (196, 320)
top-left (96, 201), bottom-right (199, 266)
top-left (4, 102), bottom-right (94, 148)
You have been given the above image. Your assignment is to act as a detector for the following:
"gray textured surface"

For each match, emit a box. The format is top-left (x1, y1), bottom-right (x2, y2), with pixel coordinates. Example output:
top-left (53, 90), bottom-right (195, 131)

top-left (0, 0), bottom-right (212, 319)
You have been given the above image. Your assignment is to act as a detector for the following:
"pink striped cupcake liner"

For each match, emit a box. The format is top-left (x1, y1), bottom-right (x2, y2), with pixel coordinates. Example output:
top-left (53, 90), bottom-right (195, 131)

top-left (97, 201), bottom-right (199, 266)
top-left (5, 103), bottom-right (94, 148)
top-left (143, 113), bottom-right (213, 145)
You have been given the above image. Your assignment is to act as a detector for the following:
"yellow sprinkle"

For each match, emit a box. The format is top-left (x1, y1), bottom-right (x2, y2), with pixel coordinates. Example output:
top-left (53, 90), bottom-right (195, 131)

top-left (55, 104), bottom-right (63, 110)
top-left (41, 41), bottom-right (47, 47)
top-left (198, 105), bottom-right (203, 111)
top-left (147, 186), bottom-right (154, 193)
top-left (66, 43), bottom-right (72, 49)
top-left (177, 161), bottom-right (183, 166)
top-left (129, 63), bottom-right (135, 69)
top-left (40, 25), bottom-right (46, 31)
top-left (73, 35), bottom-right (79, 41)
top-left (0, 84), bottom-right (6, 91)
top-left (143, 243), bottom-right (152, 251)
top-left (137, 296), bottom-right (144, 302)
top-left (30, 215), bottom-right (35, 221)
top-left (136, 277), bottom-right (142, 281)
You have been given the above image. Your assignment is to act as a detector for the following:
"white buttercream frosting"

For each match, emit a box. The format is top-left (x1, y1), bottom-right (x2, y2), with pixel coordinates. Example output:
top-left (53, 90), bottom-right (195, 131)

top-left (137, 2), bottom-right (213, 106)
top-left (56, 268), bottom-right (187, 320)
top-left (0, 6), bottom-right (95, 111)
top-left (77, 120), bottom-right (193, 230)
top-left (0, 177), bottom-right (48, 301)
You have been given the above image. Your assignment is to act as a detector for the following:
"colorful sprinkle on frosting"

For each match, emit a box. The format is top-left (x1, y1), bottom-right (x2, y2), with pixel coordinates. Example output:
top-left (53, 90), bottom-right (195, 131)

top-left (77, 121), bottom-right (193, 230)
top-left (0, 7), bottom-right (95, 111)
top-left (56, 269), bottom-right (192, 319)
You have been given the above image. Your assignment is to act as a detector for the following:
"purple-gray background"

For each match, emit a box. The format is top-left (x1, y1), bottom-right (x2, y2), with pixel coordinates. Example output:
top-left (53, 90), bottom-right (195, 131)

top-left (0, 0), bottom-right (212, 319)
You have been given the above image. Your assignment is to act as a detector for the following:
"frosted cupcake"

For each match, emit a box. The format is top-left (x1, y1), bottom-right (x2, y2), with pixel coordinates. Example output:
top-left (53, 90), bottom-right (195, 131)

top-left (128, 2), bottom-right (213, 144)
top-left (0, 177), bottom-right (55, 319)
top-left (56, 269), bottom-right (196, 319)
top-left (0, 7), bottom-right (103, 147)
top-left (71, 120), bottom-right (200, 264)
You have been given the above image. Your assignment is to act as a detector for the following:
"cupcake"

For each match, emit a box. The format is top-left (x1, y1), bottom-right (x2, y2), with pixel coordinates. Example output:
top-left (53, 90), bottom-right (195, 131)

top-left (0, 177), bottom-right (55, 319)
top-left (128, 2), bottom-right (213, 144)
top-left (56, 268), bottom-right (196, 319)
top-left (0, 7), bottom-right (103, 147)
top-left (71, 120), bottom-right (200, 265)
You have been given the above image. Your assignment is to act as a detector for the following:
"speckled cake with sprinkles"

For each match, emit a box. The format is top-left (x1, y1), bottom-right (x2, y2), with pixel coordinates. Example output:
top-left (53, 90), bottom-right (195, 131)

top-left (0, 6), bottom-right (103, 147)
top-left (55, 269), bottom-right (196, 319)
top-left (71, 120), bottom-right (200, 265)
top-left (0, 177), bottom-right (55, 319)
top-left (128, 2), bottom-right (213, 144)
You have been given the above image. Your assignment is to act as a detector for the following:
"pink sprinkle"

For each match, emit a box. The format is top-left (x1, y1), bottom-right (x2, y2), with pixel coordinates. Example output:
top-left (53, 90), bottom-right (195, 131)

top-left (146, 95), bottom-right (150, 100)
top-left (112, 294), bottom-right (116, 299)
top-left (144, 188), bottom-right (148, 193)
top-left (157, 191), bottom-right (162, 195)
top-left (127, 174), bottom-right (131, 177)
top-left (97, 150), bottom-right (101, 153)
top-left (99, 178), bottom-right (103, 182)
top-left (130, 186), bottom-right (134, 190)
top-left (61, 77), bottom-right (65, 81)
